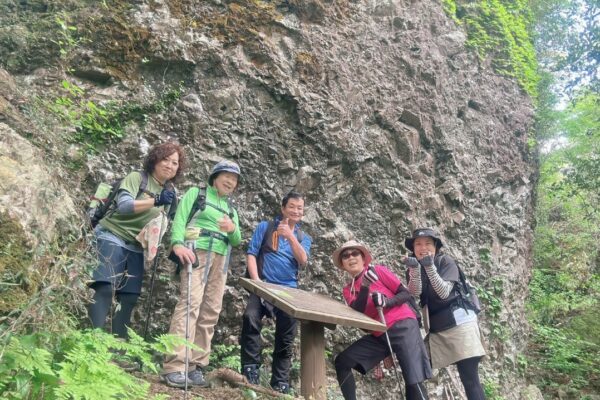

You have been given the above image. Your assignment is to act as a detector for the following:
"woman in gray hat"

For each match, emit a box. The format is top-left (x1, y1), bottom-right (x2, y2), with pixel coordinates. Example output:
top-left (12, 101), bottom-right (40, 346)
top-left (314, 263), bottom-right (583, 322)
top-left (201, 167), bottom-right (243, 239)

top-left (332, 240), bottom-right (431, 400)
top-left (403, 228), bottom-right (486, 400)
top-left (162, 160), bottom-right (242, 388)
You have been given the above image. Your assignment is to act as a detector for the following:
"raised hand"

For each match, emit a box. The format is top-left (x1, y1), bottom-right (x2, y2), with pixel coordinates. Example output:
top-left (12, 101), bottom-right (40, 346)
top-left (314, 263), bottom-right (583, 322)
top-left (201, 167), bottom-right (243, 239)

top-left (154, 189), bottom-right (175, 206)
top-left (400, 256), bottom-right (420, 268)
top-left (218, 215), bottom-right (236, 233)
top-left (418, 254), bottom-right (435, 267)
top-left (276, 217), bottom-right (293, 239)
top-left (371, 292), bottom-right (387, 308)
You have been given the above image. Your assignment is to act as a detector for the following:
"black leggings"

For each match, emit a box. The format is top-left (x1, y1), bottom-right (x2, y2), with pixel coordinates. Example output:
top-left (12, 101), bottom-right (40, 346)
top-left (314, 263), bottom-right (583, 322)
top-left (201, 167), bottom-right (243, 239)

top-left (456, 357), bottom-right (485, 400)
top-left (88, 282), bottom-right (139, 339)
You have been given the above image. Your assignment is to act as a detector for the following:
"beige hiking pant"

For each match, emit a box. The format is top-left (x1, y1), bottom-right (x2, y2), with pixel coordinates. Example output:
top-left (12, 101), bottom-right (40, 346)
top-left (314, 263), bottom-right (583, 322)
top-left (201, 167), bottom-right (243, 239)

top-left (162, 249), bottom-right (227, 373)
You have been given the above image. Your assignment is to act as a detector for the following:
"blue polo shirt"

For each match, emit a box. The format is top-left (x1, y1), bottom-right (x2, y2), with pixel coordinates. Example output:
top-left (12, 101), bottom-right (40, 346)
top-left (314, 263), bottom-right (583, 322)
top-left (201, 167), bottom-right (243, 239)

top-left (247, 218), bottom-right (312, 288)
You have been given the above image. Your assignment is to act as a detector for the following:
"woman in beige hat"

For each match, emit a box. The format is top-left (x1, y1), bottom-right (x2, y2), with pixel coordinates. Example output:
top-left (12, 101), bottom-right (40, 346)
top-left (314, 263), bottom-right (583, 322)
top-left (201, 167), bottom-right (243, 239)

top-left (332, 240), bottom-right (431, 400)
top-left (402, 228), bottom-right (486, 400)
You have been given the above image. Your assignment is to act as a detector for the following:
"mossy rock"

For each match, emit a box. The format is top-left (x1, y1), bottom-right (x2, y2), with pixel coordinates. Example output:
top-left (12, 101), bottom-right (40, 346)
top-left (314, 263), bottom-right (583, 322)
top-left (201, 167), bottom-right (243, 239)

top-left (0, 211), bottom-right (36, 314)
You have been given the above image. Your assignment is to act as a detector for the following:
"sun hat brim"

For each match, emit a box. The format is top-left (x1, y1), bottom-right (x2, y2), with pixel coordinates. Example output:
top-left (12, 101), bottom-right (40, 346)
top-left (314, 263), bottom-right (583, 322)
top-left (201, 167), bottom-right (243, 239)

top-left (332, 240), bottom-right (372, 269)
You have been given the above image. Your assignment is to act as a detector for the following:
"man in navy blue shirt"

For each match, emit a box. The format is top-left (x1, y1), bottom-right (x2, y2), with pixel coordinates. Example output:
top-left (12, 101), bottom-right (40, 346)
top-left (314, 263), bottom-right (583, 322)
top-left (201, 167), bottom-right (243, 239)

top-left (240, 191), bottom-right (312, 394)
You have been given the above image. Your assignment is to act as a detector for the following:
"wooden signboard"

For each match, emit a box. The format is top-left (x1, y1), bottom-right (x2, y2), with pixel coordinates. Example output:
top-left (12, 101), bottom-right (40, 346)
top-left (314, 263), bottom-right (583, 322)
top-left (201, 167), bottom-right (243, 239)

top-left (239, 278), bottom-right (386, 400)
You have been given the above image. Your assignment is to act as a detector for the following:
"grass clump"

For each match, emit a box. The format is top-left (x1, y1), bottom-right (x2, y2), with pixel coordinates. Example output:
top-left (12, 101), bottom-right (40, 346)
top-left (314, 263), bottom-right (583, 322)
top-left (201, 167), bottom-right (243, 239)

top-left (0, 212), bottom-right (36, 314)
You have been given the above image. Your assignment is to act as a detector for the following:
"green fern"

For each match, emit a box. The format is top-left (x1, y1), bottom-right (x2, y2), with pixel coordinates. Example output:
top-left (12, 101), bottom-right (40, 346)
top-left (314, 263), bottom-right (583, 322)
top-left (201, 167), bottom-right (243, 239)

top-left (0, 329), bottom-right (192, 399)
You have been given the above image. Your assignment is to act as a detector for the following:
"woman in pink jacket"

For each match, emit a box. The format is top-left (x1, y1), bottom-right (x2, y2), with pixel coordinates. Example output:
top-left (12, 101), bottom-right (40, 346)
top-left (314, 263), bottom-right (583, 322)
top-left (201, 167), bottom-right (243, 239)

top-left (332, 240), bottom-right (431, 400)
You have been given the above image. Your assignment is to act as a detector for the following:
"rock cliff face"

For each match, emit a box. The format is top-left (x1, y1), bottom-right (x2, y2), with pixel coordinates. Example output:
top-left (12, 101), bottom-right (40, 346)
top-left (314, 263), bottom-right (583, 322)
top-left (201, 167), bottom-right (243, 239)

top-left (0, 0), bottom-right (536, 398)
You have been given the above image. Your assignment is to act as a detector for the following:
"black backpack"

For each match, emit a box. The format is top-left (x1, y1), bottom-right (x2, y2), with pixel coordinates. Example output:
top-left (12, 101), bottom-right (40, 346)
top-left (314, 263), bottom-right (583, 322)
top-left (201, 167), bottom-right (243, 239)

top-left (87, 171), bottom-right (151, 228)
top-left (167, 185), bottom-right (236, 269)
top-left (456, 266), bottom-right (482, 314)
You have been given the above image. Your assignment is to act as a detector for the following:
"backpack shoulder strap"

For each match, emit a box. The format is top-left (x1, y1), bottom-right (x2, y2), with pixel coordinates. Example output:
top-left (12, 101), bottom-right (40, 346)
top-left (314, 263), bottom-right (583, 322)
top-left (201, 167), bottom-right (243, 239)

top-left (296, 228), bottom-right (304, 243)
top-left (137, 170), bottom-right (159, 197)
top-left (225, 195), bottom-right (236, 219)
top-left (259, 220), bottom-right (277, 253)
top-left (139, 171), bottom-right (149, 192)
top-left (251, 220), bottom-right (277, 279)
top-left (186, 185), bottom-right (207, 226)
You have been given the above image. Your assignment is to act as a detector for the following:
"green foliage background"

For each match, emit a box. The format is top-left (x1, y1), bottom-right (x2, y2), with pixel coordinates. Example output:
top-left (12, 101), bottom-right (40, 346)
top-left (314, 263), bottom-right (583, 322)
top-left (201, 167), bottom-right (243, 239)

top-left (442, 0), bottom-right (539, 97)
top-left (528, 89), bottom-right (600, 396)
top-left (443, 0), bottom-right (600, 396)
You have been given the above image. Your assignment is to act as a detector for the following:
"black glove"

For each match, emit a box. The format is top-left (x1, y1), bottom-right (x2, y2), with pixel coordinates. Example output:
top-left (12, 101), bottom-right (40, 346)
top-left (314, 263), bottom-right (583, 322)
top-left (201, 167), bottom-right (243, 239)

top-left (371, 292), bottom-right (386, 308)
top-left (362, 266), bottom-right (379, 286)
top-left (401, 256), bottom-right (420, 268)
top-left (418, 255), bottom-right (435, 267)
top-left (154, 189), bottom-right (175, 206)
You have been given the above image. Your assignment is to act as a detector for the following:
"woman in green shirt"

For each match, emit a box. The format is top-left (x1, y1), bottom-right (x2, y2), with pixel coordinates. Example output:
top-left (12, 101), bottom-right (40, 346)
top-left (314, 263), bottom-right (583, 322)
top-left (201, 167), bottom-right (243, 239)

top-left (88, 142), bottom-right (186, 339)
top-left (162, 160), bottom-right (242, 388)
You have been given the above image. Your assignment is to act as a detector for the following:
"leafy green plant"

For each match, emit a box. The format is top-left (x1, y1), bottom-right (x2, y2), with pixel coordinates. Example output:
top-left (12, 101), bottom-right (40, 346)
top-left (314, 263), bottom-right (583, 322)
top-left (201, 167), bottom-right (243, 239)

top-left (442, 0), bottom-right (460, 23)
top-left (46, 80), bottom-right (184, 153)
top-left (0, 328), bottom-right (187, 400)
top-left (479, 277), bottom-right (506, 340)
top-left (529, 325), bottom-right (600, 389)
top-left (516, 354), bottom-right (528, 377)
top-left (209, 344), bottom-right (241, 371)
top-left (483, 379), bottom-right (505, 400)
top-left (442, 0), bottom-right (539, 97)
top-left (52, 14), bottom-right (83, 59)
top-left (528, 82), bottom-right (600, 396)
top-left (478, 247), bottom-right (491, 267)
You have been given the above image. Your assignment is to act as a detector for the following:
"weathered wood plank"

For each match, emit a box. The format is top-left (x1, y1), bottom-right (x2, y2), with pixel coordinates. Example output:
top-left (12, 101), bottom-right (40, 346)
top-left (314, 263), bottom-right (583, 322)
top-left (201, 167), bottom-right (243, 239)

top-left (239, 278), bottom-right (386, 331)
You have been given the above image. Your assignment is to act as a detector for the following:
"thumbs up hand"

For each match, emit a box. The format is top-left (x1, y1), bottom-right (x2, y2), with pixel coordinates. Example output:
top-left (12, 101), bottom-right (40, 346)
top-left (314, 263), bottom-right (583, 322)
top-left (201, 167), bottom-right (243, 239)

top-left (277, 218), bottom-right (293, 239)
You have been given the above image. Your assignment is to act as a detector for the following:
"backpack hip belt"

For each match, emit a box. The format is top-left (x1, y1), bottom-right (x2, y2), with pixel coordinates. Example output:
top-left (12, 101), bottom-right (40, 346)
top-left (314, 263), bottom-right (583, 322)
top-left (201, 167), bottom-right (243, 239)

top-left (199, 229), bottom-right (229, 245)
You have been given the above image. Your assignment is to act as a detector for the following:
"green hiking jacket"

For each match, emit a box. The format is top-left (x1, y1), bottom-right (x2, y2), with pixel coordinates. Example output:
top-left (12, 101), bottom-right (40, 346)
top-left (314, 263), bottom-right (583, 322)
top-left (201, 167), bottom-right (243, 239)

top-left (170, 185), bottom-right (241, 255)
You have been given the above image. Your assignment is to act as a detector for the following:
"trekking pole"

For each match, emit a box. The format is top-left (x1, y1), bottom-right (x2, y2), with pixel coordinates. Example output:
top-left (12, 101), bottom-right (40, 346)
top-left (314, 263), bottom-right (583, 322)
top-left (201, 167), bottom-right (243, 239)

top-left (142, 248), bottom-right (161, 341)
top-left (374, 303), bottom-right (402, 384)
top-left (375, 302), bottom-right (427, 400)
top-left (184, 241), bottom-right (194, 399)
top-left (143, 204), bottom-right (175, 341)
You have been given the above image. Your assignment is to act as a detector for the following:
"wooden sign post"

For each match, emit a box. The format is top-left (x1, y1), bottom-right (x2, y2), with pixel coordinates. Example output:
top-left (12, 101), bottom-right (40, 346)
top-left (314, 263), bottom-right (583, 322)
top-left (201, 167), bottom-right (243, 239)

top-left (239, 278), bottom-right (386, 400)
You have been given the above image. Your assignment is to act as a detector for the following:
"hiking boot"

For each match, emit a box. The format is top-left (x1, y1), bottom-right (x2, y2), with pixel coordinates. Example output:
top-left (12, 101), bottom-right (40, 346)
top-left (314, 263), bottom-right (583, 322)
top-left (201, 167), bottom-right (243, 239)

top-left (242, 364), bottom-right (260, 385)
top-left (271, 381), bottom-right (290, 394)
top-left (188, 367), bottom-right (208, 387)
top-left (162, 371), bottom-right (188, 388)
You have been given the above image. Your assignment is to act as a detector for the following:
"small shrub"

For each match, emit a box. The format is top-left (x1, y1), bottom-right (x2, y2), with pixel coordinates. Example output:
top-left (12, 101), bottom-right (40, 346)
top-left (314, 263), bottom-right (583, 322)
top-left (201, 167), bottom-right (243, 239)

top-left (483, 379), bottom-right (505, 400)
top-left (209, 344), bottom-right (241, 371)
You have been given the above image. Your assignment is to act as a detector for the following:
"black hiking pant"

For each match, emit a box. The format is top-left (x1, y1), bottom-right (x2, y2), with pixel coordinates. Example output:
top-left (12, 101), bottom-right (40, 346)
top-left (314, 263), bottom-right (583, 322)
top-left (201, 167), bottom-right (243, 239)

top-left (334, 318), bottom-right (431, 400)
top-left (240, 293), bottom-right (298, 387)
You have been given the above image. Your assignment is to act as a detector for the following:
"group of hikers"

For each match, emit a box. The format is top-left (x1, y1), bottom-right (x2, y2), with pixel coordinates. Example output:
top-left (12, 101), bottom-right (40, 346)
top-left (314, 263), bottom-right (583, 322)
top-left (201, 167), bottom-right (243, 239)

top-left (86, 142), bottom-right (486, 399)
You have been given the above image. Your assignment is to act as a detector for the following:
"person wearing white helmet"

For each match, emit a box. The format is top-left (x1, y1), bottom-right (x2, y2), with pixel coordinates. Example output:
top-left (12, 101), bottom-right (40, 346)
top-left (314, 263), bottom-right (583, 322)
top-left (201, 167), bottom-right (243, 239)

top-left (162, 160), bottom-right (242, 388)
top-left (403, 228), bottom-right (486, 400)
